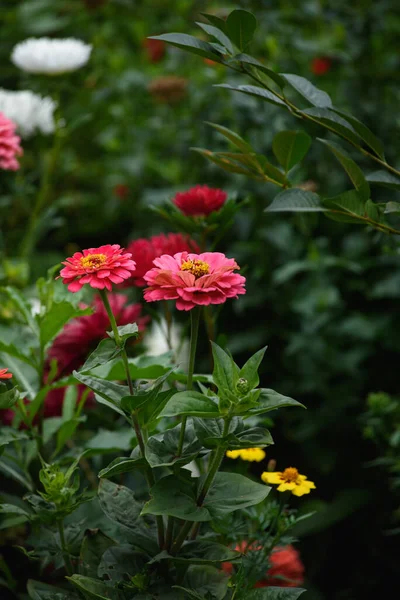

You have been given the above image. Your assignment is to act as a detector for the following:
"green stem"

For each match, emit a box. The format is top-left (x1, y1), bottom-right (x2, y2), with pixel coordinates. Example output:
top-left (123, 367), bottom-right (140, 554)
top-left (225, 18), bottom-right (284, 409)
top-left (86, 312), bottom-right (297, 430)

top-left (177, 307), bottom-right (201, 456)
top-left (58, 520), bottom-right (73, 577)
top-left (171, 416), bottom-right (232, 555)
top-left (164, 516), bottom-right (175, 551)
top-left (163, 301), bottom-right (173, 352)
top-left (99, 289), bottom-right (165, 549)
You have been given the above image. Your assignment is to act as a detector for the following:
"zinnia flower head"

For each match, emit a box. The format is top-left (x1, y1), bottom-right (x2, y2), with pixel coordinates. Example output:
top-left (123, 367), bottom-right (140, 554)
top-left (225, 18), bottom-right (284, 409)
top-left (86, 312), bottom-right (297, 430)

top-left (0, 89), bottom-right (56, 138)
top-left (0, 112), bottom-right (23, 171)
top-left (226, 448), bottom-right (266, 462)
top-left (11, 37), bottom-right (92, 75)
top-left (0, 368), bottom-right (12, 380)
top-left (59, 244), bottom-right (136, 292)
top-left (261, 467), bottom-right (316, 497)
top-left (311, 56), bottom-right (332, 76)
top-left (143, 251), bottom-right (246, 311)
top-left (173, 185), bottom-right (227, 217)
top-left (222, 543), bottom-right (304, 588)
top-left (125, 233), bottom-right (200, 287)
top-left (48, 293), bottom-right (149, 376)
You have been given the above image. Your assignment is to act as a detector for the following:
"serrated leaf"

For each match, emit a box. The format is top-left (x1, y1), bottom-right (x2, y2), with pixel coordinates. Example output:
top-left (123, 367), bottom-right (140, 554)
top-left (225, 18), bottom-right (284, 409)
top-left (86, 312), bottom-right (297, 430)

top-left (318, 139), bottom-right (370, 201)
top-left (217, 83), bottom-right (286, 107)
top-left (149, 33), bottom-right (224, 62)
top-left (265, 189), bottom-right (325, 212)
top-left (280, 73), bottom-right (332, 107)
top-left (272, 131), bottom-right (312, 172)
top-left (226, 9), bottom-right (257, 51)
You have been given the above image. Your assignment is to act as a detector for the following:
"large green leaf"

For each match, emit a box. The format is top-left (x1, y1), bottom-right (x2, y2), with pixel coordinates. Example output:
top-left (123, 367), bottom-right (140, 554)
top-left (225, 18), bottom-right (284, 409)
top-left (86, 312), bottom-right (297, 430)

top-left (80, 339), bottom-right (121, 372)
top-left (366, 170), bottom-right (400, 190)
top-left (159, 390), bottom-right (219, 418)
top-left (224, 426), bottom-right (273, 449)
top-left (196, 22), bottom-right (234, 54)
top-left (280, 74), bottom-right (332, 107)
top-left (248, 389), bottom-right (305, 416)
top-left (98, 545), bottom-right (147, 582)
top-left (0, 427), bottom-right (28, 451)
top-left (98, 480), bottom-right (142, 530)
top-left (322, 190), bottom-right (366, 224)
top-left (1, 287), bottom-right (38, 334)
top-left (27, 580), bottom-right (80, 600)
top-left (145, 421), bottom-right (202, 467)
top-left (79, 529), bottom-right (117, 578)
top-left (217, 83), bottom-right (286, 107)
top-left (245, 588), bottom-right (306, 600)
top-left (0, 340), bottom-right (37, 367)
top-left (172, 540), bottom-right (241, 565)
top-left (302, 107), bottom-right (360, 146)
top-left (0, 354), bottom-right (39, 399)
top-left (211, 342), bottom-right (239, 397)
top-left (318, 139), bottom-right (370, 201)
top-left (149, 33), bottom-right (225, 62)
top-left (330, 109), bottom-right (385, 159)
top-left (181, 565), bottom-right (229, 600)
top-left (203, 472), bottom-right (271, 517)
top-left (265, 189), bottom-right (325, 213)
top-left (272, 131), bottom-right (312, 172)
top-left (226, 9), bottom-right (257, 51)
top-left (98, 455), bottom-right (146, 479)
top-left (73, 371), bottom-right (129, 417)
top-left (142, 474), bottom-right (210, 522)
top-left (232, 53), bottom-right (286, 88)
top-left (67, 575), bottom-right (123, 600)
top-left (39, 301), bottom-right (91, 349)
top-left (194, 417), bottom-right (242, 449)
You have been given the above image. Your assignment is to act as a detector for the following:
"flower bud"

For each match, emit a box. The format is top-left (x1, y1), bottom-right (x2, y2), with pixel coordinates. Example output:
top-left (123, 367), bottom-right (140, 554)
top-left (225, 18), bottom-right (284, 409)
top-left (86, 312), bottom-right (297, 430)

top-left (235, 377), bottom-right (249, 396)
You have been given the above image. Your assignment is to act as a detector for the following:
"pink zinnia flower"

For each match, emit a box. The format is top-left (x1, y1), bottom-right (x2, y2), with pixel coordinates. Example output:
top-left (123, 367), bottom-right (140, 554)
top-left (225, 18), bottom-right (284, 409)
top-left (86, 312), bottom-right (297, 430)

top-left (59, 244), bottom-right (136, 292)
top-left (173, 185), bottom-right (227, 217)
top-left (48, 293), bottom-right (149, 376)
top-left (0, 112), bottom-right (23, 171)
top-left (0, 368), bottom-right (12, 380)
top-left (125, 233), bottom-right (200, 287)
top-left (143, 251), bottom-right (246, 311)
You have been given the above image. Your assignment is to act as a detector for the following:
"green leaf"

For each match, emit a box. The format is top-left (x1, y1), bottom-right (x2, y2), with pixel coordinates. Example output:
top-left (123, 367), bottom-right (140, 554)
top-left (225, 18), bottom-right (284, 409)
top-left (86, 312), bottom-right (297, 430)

top-left (0, 386), bottom-right (20, 410)
top-left (366, 170), bottom-right (400, 190)
top-left (318, 139), bottom-right (370, 201)
top-left (80, 339), bottom-right (121, 372)
top-left (232, 53), bottom-right (286, 88)
top-left (202, 13), bottom-right (228, 32)
top-left (257, 156), bottom-right (288, 185)
top-left (149, 33), bottom-right (224, 62)
top-left (0, 458), bottom-right (34, 490)
top-left (73, 371), bottom-right (129, 417)
top-left (0, 340), bottom-right (37, 367)
top-left (1, 287), bottom-right (38, 334)
top-left (330, 109), bottom-right (385, 159)
top-left (79, 529), bottom-right (117, 578)
top-left (322, 190), bottom-right (366, 224)
top-left (39, 301), bottom-right (91, 349)
top-left (211, 342), bottom-right (239, 396)
top-left (107, 322), bottom-right (138, 342)
top-left (245, 588), bottom-right (306, 600)
top-left (226, 9), bottom-right (257, 51)
top-left (173, 540), bottom-right (241, 565)
top-left (98, 545), bottom-right (147, 582)
top-left (142, 474), bottom-right (211, 522)
top-left (0, 503), bottom-right (30, 520)
top-left (159, 390), bottom-right (219, 418)
top-left (0, 355), bottom-right (39, 399)
top-left (67, 575), bottom-right (122, 600)
top-left (192, 147), bottom-right (257, 177)
top-left (203, 472), bottom-right (271, 517)
top-left (196, 22), bottom-right (234, 54)
top-left (265, 189), bottom-right (325, 213)
top-left (181, 565), bottom-right (229, 600)
top-left (248, 389), bottom-right (305, 416)
top-left (224, 426), bottom-right (273, 448)
top-left (54, 417), bottom-right (84, 455)
top-left (98, 479), bottom-right (142, 530)
top-left (145, 421), bottom-right (202, 467)
top-left (272, 131), bottom-right (312, 172)
top-left (239, 346), bottom-right (267, 390)
top-left (98, 455), bottom-right (146, 479)
top-left (384, 201), bottom-right (400, 214)
top-left (302, 107), bottom-right (360, 146)
top-left (217, 83), bottom-right (286, 107)
top-left (0, 427), bottom-right (28, 451)
top-left (27, 579), bottom-right (80, 600)
top-left (194, 417), bottom-right (242, 449)
top-left (280, 73), bottom-right (332, 107)
top-left (206, 122), bottom-right (254, 153)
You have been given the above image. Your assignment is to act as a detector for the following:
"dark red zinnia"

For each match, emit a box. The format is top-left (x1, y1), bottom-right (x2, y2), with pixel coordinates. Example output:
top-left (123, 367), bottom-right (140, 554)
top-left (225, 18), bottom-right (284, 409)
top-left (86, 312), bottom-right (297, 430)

top-left (124, 233), bottom-right (199, 287)
top-left (173, 185), bottom-right (227, 217)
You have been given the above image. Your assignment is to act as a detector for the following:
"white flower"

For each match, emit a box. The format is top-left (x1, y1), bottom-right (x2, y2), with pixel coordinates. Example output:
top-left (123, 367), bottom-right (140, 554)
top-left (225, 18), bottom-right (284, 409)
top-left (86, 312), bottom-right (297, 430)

top-left (11, 37), bottom-right (92, 75)
top-left (0, 89), bottom-right (56, 137)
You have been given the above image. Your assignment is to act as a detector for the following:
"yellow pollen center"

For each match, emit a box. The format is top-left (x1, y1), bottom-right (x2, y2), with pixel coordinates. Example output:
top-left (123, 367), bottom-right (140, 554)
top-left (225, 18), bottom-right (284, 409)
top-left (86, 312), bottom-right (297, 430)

top-left (181, 259), bottom-right (210, 278)
top-left (281, 467), bottom-right (299, 483)
top-left (80, 253), bottom-right (107, 270)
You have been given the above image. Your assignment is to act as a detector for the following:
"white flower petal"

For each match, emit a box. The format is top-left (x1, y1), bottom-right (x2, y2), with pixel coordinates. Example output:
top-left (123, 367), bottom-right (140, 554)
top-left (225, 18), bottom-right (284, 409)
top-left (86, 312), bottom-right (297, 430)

top-left (0, 89), bottom-right (57, 137)
top-left (11, 37), bottom-right (92, 75)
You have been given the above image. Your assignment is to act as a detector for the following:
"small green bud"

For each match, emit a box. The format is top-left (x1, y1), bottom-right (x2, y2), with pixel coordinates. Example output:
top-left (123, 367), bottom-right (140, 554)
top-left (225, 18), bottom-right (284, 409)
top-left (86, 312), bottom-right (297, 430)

top-left (236, 378), bottom-right (249, 396)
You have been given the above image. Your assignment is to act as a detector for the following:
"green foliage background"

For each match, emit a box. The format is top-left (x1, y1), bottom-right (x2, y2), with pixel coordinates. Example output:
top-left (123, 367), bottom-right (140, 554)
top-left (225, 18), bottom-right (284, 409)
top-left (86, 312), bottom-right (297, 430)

top-left (1, 1), bottom-right (400, 599)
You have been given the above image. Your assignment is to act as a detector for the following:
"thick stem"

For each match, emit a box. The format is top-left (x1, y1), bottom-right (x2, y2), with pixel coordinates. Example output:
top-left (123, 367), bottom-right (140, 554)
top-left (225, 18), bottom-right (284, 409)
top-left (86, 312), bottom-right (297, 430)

top-left (58, 520), bottom-right (73, 577)
top-left (99, 289), bottom-right (165, 548)
top-left (177, 307), bottom-right (201, 456)
top-left (164, 516), bottom-right (175, 551)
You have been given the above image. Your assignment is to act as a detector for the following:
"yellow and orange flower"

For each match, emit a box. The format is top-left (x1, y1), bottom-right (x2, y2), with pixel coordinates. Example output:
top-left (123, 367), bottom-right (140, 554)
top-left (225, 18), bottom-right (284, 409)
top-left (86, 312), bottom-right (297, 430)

top-left (261, 467), bottom-right (315, 497)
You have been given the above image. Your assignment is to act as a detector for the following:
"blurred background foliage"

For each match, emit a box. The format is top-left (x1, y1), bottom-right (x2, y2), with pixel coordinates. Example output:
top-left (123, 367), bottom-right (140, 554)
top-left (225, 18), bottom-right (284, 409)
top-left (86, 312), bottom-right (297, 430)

top-left (1, 1), bottom-right (400, 598)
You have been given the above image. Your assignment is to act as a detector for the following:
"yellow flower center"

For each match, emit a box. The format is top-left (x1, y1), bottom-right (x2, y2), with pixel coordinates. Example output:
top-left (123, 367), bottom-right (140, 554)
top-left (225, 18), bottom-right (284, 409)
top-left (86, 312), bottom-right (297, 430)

top-left (281, 467), bottom-right (300, 483)
top-left (181, 259), bottom-right (210, 278)
top-left (80, 253), bottom-right (107, 270)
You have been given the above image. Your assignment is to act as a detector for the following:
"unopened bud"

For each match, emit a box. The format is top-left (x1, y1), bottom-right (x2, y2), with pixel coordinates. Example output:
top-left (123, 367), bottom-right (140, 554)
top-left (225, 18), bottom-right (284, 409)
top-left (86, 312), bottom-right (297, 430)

top-left (267, 458), bottom-right (277, 472)
top-left (235, 378), bottom-right (249, 395)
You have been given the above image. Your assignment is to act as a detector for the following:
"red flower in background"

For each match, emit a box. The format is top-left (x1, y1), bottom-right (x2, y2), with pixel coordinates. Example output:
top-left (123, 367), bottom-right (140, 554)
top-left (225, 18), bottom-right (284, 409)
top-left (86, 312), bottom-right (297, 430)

top-left (0, 368), bottom-right (12, 380)
top-left (48, 293), bottom-right (149, 376)
top-left (311, 57), bottom-right (332, 76)
top-left (143, 38), bottom-right (166, 63)
top-left (0, 112), bottom-right (23, 171)
top-left (222, 543), bottom-right (304, 588)
top-left (173, 185), bottom-right (227, 217)
top-left (113, 184), bottom-right (129, 200)
top-left (125, 233), bottom-right (199, 287)
top-left (59, 244), bottom-right (136, 292)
